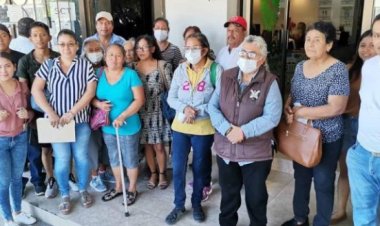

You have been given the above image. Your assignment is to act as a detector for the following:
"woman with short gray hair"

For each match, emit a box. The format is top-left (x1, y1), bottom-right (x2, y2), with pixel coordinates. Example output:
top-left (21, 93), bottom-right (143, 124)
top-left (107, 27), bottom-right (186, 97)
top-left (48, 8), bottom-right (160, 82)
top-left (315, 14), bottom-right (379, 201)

top-left (208, 35), bottom-right (282, 226)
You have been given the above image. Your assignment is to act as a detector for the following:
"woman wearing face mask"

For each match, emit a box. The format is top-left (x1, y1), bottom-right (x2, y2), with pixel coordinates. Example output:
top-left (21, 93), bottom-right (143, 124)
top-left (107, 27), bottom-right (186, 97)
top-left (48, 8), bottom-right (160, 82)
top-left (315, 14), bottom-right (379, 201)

top-left (330, 30), bottom-right (376, 224)
top-left (208, 35), bottom-right (282, 226)
top-left (153, 17), bottom-right (183, 70)
top-left (165, 33), bottom-right (222, 225)
top-left (81, 38), bottom-right (109, 193)
top-left (83, 38), bottom-right (104, 71)
top-left (133, 35), bottom-right (172, 191)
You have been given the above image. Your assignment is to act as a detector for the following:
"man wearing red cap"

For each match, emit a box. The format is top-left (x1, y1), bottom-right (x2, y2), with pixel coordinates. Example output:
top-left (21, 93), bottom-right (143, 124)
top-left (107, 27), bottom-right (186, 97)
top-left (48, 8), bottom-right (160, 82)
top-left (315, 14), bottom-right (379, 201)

top-left (216, 16), bottom-right (247, 70)
top-left (84, 11), bottom-right (126, 50)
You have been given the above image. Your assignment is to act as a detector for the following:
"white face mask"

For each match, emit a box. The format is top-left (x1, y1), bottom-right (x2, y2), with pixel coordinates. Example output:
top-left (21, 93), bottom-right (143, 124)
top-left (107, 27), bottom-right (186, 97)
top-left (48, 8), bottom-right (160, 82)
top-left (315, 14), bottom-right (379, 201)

top-left (185, 49), bottom-right (202, 65)
top-left (154, 29), bottom-right (169, 42)
top-left (86, 52), bottom-right (103, 64)
top-left (237, 57), bottom-right (257, 74)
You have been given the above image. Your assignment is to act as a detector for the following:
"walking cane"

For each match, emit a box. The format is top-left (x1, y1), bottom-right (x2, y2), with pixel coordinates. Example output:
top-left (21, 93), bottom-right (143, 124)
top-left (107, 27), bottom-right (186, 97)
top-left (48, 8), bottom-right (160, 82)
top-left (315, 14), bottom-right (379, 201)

top-left (115, 127), bottom-right (130, 217)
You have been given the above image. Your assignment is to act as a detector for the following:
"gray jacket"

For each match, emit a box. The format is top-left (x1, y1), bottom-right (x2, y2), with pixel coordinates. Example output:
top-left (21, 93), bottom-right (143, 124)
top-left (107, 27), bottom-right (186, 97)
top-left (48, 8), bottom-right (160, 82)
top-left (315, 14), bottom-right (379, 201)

top-left (167, 61), bottom-right (223, 121)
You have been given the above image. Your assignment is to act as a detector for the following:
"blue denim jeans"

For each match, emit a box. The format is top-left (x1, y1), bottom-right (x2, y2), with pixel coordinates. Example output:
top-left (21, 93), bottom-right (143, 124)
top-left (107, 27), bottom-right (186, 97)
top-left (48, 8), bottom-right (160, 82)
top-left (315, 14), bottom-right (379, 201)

top-left (103, 132), bottom-right (140, 169)
top-left (292, 139), bottom-right (342, 226)
top-left (52, 123), bottom-right (91, 197)
top-left (347, 142), bottom-right (380, 226)
top-left (27, 131), bottom-right (44, 186)
top-left (342, 115), bottom-right (358, 152)
top-left (0, 132), bottom-right (28, 221)
top-left (171, 131), bottom-right (213, 209)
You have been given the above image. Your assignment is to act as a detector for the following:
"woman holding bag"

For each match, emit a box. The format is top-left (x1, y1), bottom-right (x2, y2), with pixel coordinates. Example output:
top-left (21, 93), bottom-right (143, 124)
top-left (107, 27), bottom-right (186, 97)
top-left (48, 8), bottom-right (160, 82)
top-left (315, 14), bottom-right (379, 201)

top-left (94, 44), bottom-right (145, 205)
top-left (282, 21), bottom-right (349, 226)
top-left (133, 35), bottom-right (172, 190)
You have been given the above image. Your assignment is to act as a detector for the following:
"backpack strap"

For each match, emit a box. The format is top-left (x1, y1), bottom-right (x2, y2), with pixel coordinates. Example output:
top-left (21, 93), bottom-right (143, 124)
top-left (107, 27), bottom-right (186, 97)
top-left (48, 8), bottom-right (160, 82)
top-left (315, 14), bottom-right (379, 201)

top-left (210, 61), bottom-right (217, 88)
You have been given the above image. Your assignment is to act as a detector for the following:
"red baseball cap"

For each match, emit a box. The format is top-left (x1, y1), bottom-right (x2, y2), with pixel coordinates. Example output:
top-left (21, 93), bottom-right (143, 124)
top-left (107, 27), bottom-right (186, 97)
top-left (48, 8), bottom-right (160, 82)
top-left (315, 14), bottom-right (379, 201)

top-left (224, 16), bottom-right (247, 30)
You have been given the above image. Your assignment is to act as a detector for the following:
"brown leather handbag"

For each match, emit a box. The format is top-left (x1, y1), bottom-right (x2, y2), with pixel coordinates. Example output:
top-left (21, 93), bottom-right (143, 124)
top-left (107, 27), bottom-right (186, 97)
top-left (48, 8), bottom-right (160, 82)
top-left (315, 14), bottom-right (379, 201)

top-left (276, 118), bottom-right (322, 168)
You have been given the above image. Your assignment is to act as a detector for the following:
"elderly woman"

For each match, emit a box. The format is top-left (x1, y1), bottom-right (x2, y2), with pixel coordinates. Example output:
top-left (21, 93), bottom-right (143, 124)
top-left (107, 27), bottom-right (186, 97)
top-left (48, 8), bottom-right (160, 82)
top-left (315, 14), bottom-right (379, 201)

top-left (94, 44), bottom-right (145, 205)
top-left (124, 38), bottom-right (136, 67)
top-left (32, 29), bottom-right (97, 214)
top-left (208, 35), bottom-right (282, 226)
top-left (282, 21), bottom-right (349, 226)
top-left (81, 38), bottom-right (109, 193)
top-left (165, 32), bottom-right (222, 224)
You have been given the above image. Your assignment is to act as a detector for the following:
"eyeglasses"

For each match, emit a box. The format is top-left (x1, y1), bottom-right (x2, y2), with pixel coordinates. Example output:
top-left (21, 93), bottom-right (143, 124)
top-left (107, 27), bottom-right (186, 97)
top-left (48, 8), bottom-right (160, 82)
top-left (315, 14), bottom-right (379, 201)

top-left (184, 46), bottom-right (202, 51)
top-left (57, 42), bottom-right (76, 48)
top-left (135, 46), bottom-right (151, 52)
top-left (239, 49), bottom-right (257, 59)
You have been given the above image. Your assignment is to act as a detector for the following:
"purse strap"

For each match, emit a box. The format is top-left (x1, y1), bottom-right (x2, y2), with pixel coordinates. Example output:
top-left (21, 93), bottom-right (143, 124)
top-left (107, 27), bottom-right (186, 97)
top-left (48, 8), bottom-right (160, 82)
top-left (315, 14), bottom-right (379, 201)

top-left (157, 60), bottom-right (169, 91)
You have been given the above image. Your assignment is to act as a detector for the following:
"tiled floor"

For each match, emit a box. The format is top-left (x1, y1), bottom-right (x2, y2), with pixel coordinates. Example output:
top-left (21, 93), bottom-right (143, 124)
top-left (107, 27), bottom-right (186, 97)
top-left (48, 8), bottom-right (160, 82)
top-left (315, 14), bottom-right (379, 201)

top-left (20, 156), bottom-right (353, 226)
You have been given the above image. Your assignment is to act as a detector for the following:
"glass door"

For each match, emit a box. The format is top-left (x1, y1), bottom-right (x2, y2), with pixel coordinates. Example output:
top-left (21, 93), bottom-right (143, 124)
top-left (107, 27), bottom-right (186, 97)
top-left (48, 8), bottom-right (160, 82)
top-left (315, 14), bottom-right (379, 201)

top-left (249, 0), bottom-right (364, 96)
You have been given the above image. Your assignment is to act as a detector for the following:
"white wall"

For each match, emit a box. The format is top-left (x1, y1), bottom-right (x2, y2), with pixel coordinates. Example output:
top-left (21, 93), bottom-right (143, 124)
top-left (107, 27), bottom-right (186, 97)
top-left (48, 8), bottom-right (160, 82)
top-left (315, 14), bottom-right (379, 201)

top-left (165, 0), bottom-right (228, 55)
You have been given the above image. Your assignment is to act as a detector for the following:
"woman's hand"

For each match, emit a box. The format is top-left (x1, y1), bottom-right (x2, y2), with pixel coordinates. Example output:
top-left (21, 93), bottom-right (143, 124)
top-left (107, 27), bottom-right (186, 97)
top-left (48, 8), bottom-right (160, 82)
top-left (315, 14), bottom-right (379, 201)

top-left (0, 110), bottom-right (9, 122)
top-left (113, 116), bottom-right (126, 128)
top-left (16, 107), bottom-right (29, 120)
top-left (47, 111), bottom-right (60, 128)
top-left (227, 125), bottom-right (245, 144)
top-left (98, 100), bottom-right (112, 111)
top-left (184, 116), bottom-right (195, 124)
top-left (184, 106), bottom-right (197, 119)
top-left (284, 102), bottom-right (294, 124)
top-left (59, 111), bottom-right (75, 126)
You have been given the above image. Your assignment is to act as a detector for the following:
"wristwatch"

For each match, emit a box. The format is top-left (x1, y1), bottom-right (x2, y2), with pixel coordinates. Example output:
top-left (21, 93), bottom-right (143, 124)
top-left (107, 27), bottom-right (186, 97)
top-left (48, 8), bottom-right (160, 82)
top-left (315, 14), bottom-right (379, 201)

top-left (225, 126), bottom-right (233, 136)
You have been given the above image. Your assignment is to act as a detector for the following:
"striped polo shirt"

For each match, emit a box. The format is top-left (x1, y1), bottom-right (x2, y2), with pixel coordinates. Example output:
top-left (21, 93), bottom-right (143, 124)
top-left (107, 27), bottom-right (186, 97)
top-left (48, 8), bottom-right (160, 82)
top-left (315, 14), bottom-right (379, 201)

top-left (35, 57), bottom-right (97, 123)
top-left (161, 42), bottom-right (183, 70)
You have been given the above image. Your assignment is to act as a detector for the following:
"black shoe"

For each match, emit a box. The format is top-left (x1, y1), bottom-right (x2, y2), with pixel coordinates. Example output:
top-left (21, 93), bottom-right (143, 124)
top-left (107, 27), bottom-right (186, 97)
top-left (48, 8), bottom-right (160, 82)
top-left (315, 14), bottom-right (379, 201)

top-left (282, 218), bottom-right (309, 226)
top-left (34, 184), bottom-right (46, 196)
top-left (165, 207), bottom-right (186, 225)
top-left (193, 207), bottom-right (205, 222)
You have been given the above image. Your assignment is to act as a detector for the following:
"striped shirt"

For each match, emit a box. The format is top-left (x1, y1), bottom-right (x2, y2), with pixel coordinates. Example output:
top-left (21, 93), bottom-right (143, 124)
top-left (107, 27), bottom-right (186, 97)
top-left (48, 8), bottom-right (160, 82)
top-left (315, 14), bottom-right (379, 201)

top-left (35, 57), bottom-right (97, 123)
top-left (161, 42), bottom-right (183, 70)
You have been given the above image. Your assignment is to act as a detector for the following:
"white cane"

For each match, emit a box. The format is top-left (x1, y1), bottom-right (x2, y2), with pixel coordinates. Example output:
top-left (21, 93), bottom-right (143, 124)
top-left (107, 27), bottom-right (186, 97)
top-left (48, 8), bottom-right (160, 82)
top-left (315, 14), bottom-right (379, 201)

top-left (115, 127), bottom-right (130, 217)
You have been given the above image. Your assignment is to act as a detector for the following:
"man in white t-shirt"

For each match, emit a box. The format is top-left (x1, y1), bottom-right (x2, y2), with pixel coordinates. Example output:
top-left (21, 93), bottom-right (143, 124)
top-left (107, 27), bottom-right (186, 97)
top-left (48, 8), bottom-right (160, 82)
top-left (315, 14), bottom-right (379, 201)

top-left (9, 17), bottom-right (35, 54)
top-left (216, 16), bottom-right (247, 70)
top-left (347, 14), bottom-right (380, 226)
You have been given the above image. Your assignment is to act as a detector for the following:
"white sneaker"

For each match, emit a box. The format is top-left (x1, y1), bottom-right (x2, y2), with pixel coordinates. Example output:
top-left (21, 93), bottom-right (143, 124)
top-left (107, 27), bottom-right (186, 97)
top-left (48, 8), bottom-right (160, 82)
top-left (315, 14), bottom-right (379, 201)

top-left (4, 221), bottom-right (19, 226)
top-left (45, 177), bottom-right (58, 198)
top-left (13, 212), bottom-right (37, 225)
top-left (90, 176), bottom-right (107, 192)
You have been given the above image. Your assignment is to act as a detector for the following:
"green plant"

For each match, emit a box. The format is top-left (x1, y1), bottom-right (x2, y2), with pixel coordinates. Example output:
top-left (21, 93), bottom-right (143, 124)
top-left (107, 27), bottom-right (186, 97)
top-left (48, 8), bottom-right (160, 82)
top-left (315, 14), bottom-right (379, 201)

top-left (260, 0), bottom-right (280, 31)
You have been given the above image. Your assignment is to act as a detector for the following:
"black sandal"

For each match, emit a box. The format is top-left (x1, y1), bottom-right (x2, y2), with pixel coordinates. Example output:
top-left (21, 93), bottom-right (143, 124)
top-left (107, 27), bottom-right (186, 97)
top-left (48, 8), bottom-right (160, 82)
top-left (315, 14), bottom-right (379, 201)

top-left (127, 191), bottom-right (138, 206)
top-left (102, 189), bottom-right (122, 202)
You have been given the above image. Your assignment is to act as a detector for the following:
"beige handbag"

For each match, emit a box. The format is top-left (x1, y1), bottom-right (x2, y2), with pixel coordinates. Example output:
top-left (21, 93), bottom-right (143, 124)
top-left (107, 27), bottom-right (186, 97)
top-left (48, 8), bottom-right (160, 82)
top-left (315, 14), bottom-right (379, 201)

top-left (276, 118), bottom-right (322, 168)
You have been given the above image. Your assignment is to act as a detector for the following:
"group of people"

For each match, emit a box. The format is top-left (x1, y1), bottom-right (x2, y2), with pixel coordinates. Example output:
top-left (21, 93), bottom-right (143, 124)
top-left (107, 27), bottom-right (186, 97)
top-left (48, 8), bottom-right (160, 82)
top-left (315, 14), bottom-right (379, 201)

top-left (0, 9), bottom-right (379, 226)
